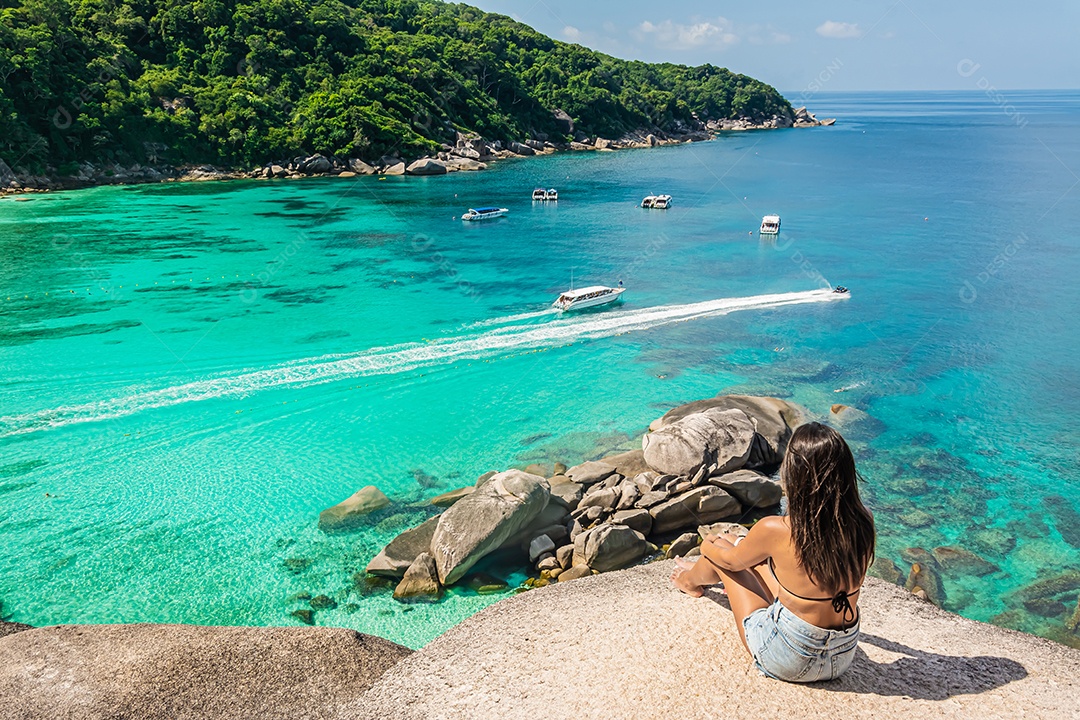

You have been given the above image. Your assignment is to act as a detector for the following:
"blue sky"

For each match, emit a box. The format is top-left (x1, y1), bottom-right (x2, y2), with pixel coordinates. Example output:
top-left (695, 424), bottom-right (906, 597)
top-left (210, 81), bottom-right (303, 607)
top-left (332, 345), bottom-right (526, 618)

top-left (469, 1), bottom-right (1079, 92)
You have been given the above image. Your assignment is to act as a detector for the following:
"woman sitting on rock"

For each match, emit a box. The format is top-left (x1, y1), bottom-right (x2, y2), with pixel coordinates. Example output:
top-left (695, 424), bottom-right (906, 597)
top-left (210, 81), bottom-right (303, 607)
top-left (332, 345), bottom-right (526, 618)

top-left (671, 422), bottom-right (875, 682)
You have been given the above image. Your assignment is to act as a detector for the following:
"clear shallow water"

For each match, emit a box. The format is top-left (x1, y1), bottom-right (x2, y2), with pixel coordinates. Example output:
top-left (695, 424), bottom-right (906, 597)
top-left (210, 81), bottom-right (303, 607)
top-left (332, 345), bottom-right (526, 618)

top-left (1, 91), bottom-right (1078, 648)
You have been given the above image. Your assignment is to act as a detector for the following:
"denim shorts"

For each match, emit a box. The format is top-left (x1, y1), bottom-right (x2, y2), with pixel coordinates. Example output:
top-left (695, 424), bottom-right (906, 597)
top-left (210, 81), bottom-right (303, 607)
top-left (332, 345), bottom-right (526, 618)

top-left (743, 599), bottom-right (860, 682)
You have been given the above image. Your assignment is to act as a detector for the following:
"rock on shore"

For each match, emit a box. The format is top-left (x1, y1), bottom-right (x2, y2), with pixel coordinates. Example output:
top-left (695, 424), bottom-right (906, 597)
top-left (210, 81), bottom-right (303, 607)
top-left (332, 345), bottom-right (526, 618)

top-left (351, 562), bottom-right (1080, 720)
top-left (0, 623), bottom-right (410, 720)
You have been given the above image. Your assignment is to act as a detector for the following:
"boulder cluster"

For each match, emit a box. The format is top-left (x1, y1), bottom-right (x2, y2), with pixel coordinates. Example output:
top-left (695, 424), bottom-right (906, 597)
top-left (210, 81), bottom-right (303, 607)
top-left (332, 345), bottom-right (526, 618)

top-left (343, 395), bottom-right (803, 601)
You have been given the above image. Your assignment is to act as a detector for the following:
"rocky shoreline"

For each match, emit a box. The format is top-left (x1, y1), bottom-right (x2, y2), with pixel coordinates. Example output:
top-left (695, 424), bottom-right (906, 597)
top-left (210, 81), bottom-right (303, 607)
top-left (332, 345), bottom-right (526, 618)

top-left (305, 392), bottom-right (1080, 648)
top-left (0, 107), bottom-right (833, 197)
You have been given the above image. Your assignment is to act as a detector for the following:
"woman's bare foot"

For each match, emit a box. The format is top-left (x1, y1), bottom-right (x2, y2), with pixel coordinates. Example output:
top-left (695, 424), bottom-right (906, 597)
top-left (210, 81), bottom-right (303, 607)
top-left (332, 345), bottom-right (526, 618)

top-left (670, 559), bottom-right (706, 598)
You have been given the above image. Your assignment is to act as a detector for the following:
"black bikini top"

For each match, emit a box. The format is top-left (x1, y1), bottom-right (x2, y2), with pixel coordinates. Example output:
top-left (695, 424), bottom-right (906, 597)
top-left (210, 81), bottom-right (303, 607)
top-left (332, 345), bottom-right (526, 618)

top-left (768, 558), bottom-right (860, 627)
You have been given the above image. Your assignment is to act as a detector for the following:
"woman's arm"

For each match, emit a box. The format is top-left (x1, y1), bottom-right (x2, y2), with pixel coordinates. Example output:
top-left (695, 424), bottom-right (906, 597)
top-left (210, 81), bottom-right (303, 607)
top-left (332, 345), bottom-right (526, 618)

top-left (698, 516), bottom-right (784, 572)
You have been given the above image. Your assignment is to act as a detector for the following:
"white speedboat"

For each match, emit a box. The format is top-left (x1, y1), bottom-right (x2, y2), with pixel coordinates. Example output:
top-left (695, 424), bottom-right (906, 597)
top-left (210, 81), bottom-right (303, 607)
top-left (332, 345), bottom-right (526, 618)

top-left (640, 195), bottom-right (657, 208)
top-left (760, 215), bottom-right (781, 234)
top-left (552, 285), bottom-right (626, 311)
top-left (653, 194), bottom-right (672, 209)
top-left (532, 188), bottom-right (546, 201)
top-left (545, 188), bottom-right (558, 201)
top-left (462, 206), bottom-right (508, 221)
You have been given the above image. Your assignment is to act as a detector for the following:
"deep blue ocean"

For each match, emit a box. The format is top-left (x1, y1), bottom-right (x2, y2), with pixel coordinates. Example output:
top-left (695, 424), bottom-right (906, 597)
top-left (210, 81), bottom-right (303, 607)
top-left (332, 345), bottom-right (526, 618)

top-left (1, 91), bottom-right (1077, 648)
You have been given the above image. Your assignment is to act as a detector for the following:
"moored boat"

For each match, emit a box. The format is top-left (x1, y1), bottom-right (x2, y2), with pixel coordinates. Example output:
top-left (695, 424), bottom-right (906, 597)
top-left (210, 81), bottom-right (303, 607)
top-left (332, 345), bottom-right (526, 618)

top-left (760, 214), bottom-right (781, 234)
top-left (641, 194), bottom-right (671, 209)
top-left (532, 188), bottom-right (546, 201)
top-left (545, 188), bottom-right (558, 201)
top-left (552, 285), bottom-right (626, 311)
top-left (640, 195), bottom-right (657, 208)
top-left (462, 206), bottom-right (509, 221)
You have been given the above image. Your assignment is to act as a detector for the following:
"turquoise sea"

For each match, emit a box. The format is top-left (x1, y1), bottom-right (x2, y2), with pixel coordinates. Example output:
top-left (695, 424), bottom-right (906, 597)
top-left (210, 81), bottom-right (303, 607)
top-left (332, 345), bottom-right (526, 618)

top-left (1, 91), bottom-right (1078, 649)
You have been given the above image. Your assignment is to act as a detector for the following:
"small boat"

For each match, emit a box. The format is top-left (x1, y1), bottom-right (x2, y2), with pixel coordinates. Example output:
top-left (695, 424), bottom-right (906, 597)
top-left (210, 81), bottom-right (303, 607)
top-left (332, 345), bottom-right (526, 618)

top-left (545, 188), bottom-right (558, 201)
top-left (833, 286), bottom-right (850, 295)
top-left (760, 215), bottom-right (781, 234)
top-left (653, 194), bottom-right (672, 209)
top-left (462, 206), bottom-right (508, 221)
top-left (553, 285), bottom-right (626, 311)
top-left (532, 188), bottom-right (546, 201)
top-left (640, 195), bottom-right (657, 208)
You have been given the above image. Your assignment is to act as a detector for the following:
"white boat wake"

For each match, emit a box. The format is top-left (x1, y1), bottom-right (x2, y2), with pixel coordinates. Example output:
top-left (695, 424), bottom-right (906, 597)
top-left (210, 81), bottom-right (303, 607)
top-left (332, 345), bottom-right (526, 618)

top-left (462, 307), bottom-right (559, 328)
top-left (0, 289), bottom-right (844, 437)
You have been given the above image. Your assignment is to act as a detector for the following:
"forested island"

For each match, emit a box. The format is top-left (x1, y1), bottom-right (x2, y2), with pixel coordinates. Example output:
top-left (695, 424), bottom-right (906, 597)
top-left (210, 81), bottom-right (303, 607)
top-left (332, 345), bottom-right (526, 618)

top-left (0, 0), bottom-right (808, 187)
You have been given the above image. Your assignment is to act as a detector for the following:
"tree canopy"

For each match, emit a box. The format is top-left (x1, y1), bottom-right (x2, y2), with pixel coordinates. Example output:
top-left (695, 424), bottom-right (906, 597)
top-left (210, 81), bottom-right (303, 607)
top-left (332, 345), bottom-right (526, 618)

top-left (0, 0), bottom-right (793, 171)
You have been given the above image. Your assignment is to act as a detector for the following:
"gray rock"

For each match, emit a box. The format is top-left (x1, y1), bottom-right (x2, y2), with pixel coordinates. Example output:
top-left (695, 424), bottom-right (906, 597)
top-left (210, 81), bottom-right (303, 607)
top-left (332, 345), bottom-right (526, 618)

top-left (0, 623), bottom-right (410, 720)
top-left (556, 544), bottom-right (574, 569)
top-left (318, 486), bottom-right (391, 533)
top-left (641, 408), bottom-right (756, 477)
top-left (508, 141), bottom-right (535, 156)
top-left (444, 157), bottom-right (486, 172)
top-left (523, 463), bottom-right (549, 477)
top-left (634, 490), bottom-right (669, 509)
top-left (579, 486), bottom-right (619, 511)
top-left (529, 535), bottom-right (556, 562)
top-left (537, 556), bottom-right (561, 572)
top-left (430, 470), bottom-right (550, 584)
top-left (632, 471), bottom-right (662, 493)
top-left (649, 486), bottom-right (742, 535)
top-left (298, 154), bottom-right (332, 174)
top-left (558, 565), bottom-right (592, 582)
top-left (348, 158), bottom-right (376, 174)
top-left (529, 524), bottom-right (568, 546)
top-left (572, 524), bottom-right (648, 572)
top-left (666, 533), bottom-right (700, 559)
top-left (0, 620), bottom-right (32, 639)
top-left (553, 109), bottom-right (574, 134)
top-left (406, 158), bottom-right (448, 176)
top-left (649, 395), bottom-right (805, 468)
top-left (394, 552), bottom-right (442, 601)
top-left (611, 509), bottom-right (652, 536)
top-left (615, 482), bottom-right (639, 510)
top-left (430, 486), bottom-right (474, 508)
top-left (475, 471), bottom-right (497, 487)
top-left (382, 162), bottom-right (406, 176)
top-left (366, 515), bottom-right (442, 578)
top-left (566, 461), bottom-right (617, 486)
top-left (598, 449), bottom-right (651, 479)
top-left (548, 479), bottom-right (584, 510)
top-left (708, 470), bottom-right (782, 508)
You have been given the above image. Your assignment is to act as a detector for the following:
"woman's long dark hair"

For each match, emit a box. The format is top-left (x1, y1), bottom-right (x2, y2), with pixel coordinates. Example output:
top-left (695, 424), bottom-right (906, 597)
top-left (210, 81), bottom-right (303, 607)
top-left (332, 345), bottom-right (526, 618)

top-left (781, 422), bottom-right (875, 591)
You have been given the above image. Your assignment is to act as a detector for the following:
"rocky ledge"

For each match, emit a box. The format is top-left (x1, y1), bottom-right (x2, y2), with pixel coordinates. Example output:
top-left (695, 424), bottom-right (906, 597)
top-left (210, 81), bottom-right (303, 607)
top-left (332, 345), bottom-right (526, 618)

top-left (0, 622), bottom-right (410, 720)
top-left (5, 564), bottom-right (1075, 719)
top-left (0, 106), bottom-right (834, 197)
top-left (344, 394), bottom-right (802, 602)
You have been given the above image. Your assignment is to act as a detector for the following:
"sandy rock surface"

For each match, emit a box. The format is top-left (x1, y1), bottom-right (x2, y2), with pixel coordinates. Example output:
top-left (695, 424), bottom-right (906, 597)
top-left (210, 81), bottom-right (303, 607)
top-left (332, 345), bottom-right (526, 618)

top-left (352, 561), bottom-right (1079, 720)
top-left (0, 624), bottom-right (410, 720)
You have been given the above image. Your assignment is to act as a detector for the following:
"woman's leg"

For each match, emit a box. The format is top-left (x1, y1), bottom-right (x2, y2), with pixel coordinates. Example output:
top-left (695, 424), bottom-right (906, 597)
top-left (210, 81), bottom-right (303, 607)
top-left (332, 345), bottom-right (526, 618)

top-left (715, 564), bottom-right (775, 653)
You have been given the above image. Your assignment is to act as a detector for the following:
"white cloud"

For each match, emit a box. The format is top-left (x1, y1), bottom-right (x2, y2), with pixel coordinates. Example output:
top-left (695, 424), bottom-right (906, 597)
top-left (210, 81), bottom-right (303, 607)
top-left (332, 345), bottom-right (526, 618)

top-left (636, 18), bottom-right (739, 50)
top-left (562, 25), bottom-right (582, 42)
top-left (816, 21), bottom-right (862, 39)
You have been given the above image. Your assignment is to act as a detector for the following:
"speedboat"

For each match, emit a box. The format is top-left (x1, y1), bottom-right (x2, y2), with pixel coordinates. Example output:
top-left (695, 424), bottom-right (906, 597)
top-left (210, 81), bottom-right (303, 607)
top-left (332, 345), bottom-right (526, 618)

top-left (462, 206), bottom-right (508, 221)
top-left (545, 188), bottom-right (558, 201)
top-left (552, 285), bottom-right (626, 312)
top-left (833, 286), bottom-right (849, 295)
top-left (653, 194), bottom-right (672, 209)
top-left (760, 215), bottom-right (781, 234)
top-left (640, 195), bottom-right (657, 208)
top-left (532, 188), bottom-right (546, 201)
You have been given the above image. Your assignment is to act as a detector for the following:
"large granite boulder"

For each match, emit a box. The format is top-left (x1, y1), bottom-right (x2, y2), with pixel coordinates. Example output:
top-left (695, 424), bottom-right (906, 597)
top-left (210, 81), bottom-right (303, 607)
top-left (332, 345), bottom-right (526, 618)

top-left (366, 515), bottom-right (441, 578)
top-left (572, 523), bottom-right (648, 572)
top-left (406, 158), bottom-right (447, 176)
top-left (641, 408), bottom-right (756, 477)
top-left (319, 486), bottom-right (391, 533)
top-left (348, 158), bottom-right (377, 175)
top-left (708, 469), bottom-right (782, 508)
top-left (0, 623), bottom-right (410, 720)
top-left (650, 395), bottom-right (805, 468)
top-left (430, 470), bottom-right (550, 584)
top-left (650, 486), bottom-right (742, 535)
